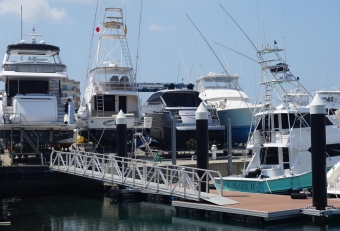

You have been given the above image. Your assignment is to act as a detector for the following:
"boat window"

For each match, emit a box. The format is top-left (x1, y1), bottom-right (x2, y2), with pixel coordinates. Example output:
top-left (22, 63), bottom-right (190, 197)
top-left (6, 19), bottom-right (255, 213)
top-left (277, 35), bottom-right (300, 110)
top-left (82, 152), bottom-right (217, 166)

top-left (273, 114), bottom-right (279, 129)
top-left (309, 143), bottom-right (340, 157)
top-left (282, 147), bottom-right (290, 169)
top-left (327, 108), bottom-right (337, 115)
top-left (162, 92), bottom-right (201, 107)
top-left (8, 80), bottom-right (49, 97)
top-left (94, 95), bottom-right (115, 111)
top-left (255, 118), bottom-right (262, 130)
top-left (147, 92), bottom-right (162, 103)
top-left (325, 143), bottom-right (340, 157)
top-left (281, 113), bottom-right (310, 129)
top-left (260, 147), bottom-right (279, 165)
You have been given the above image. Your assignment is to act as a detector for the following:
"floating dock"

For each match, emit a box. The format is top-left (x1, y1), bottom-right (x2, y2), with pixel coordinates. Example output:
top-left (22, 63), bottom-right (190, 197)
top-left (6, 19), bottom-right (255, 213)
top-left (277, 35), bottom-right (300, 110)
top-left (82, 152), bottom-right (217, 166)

top-left (172, 190), bottom-right (340, 223)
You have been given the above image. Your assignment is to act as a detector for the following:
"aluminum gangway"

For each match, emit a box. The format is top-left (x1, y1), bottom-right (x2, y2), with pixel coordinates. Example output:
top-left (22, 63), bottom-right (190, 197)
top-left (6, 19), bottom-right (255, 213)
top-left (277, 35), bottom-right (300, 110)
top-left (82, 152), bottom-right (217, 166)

top-left (49, 151), bottom-right (238, 205)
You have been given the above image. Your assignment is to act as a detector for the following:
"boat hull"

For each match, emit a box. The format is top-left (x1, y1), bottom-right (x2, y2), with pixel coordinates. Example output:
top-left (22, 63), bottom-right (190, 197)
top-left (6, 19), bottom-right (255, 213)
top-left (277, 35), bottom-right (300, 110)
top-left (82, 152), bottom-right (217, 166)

top-left (218, 107), bottom-right (254, 144)
top-left (215, 172), bottom-right (312, 194)
top-left (147, 112), bottom-right (224, 150)
top-left (79, 128), bottom-right (134, 153)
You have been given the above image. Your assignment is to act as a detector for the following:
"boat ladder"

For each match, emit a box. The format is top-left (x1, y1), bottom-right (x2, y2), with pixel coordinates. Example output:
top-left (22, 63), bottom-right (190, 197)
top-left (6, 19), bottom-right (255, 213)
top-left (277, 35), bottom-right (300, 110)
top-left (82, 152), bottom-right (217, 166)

top-left (133, 129), bottom-right (154, 158)
top-left (118, 35), bottom-right (133, 69)
top-left (96, 94), bottom-right (104, 117)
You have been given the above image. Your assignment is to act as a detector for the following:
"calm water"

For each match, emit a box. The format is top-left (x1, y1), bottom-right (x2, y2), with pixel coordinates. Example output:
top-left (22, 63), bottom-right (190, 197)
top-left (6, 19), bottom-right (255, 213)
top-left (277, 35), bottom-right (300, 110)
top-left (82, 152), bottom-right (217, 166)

top-left (1, 194), bottom-right (340, 231)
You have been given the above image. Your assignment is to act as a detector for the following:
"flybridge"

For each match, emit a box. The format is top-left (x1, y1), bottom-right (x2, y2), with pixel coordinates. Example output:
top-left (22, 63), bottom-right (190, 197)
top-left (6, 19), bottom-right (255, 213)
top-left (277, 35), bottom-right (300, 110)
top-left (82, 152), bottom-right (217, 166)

top-left (136, 82), bottom-right (189, 92)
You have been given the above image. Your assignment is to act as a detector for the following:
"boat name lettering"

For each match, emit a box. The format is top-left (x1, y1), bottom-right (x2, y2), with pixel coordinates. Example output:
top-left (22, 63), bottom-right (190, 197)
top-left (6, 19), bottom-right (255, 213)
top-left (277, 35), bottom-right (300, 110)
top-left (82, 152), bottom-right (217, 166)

top-left (179, 111), bottom-right (195, 116)
top-left (103, 120), bottom-right (116, 126)
top-left (226, 182), bottom-right (255, 191)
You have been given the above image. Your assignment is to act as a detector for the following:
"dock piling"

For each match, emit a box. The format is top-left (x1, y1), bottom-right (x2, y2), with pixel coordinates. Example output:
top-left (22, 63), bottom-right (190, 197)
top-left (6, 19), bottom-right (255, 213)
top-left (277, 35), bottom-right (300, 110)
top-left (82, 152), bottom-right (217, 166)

top-left (310, 93), bottom-right (327, 210)
top-left (196, 103), bottom-right (209, 192)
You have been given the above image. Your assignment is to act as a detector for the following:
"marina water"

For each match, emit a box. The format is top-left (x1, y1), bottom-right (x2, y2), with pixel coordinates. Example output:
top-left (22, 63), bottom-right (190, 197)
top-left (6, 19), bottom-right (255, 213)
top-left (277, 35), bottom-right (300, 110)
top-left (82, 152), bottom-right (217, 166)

top-left (2, 194), bottom-right (340, 230)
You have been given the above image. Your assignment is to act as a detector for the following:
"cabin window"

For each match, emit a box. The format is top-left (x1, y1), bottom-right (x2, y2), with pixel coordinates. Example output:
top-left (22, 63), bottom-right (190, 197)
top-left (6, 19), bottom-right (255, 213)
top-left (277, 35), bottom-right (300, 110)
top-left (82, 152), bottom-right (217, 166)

top-left (281, 113), bottom-right (310, 129)
top-left (255, 118), bottom-right (262, 130)
top-left (260, 147), bottom-right (279, 165)
top-left (94, 95), bottom-right (115, 111)
top-left (162, 92), bottom-right (201, 107)
top-left (325, 143), bottom-right (340, 157)
top-left (147, 92), bottom-right (163, 104)
top-left (62, 85), bottom-right (68, 90)
top-left (8, 80), bottom-right (49, 97)
top-left (273, 114), bottom-right (279, 129)
top-left (282, 147), bottom-right (290, 169)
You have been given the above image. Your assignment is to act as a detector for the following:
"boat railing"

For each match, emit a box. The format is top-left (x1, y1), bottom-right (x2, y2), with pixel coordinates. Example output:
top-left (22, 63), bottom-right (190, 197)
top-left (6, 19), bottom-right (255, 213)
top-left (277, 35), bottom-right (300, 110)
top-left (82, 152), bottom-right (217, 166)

top-left (2, 112), bottom-right (41, 156)
top-left (3, 63), bottom-right (67, 73)
top-left (50, 151), bottom-right (225, 200)
top-left (3, 112), bottom-right (31, 126)
top-left (248, 130), bottom-right (290, 145)
top-left (95, 81), bottom-right (136, 92)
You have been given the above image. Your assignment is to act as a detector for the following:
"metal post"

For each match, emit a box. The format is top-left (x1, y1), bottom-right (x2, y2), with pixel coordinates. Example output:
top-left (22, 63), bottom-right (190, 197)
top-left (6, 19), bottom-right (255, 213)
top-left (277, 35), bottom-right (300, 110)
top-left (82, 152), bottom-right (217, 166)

top-left (196, 103), bottom-right (209, 193)
top-left (310, 94), bottom-right (327, 210)
top-left (10, 127), bottom-right (13, 165)
top-left (117, 110), bottom-right (127, 158)
top-left (117, 110), bottom-right (127, 189)
top-left (228, 118), bottom-right (232, 175)
top-left (171, 113), bottom-right (176, 165)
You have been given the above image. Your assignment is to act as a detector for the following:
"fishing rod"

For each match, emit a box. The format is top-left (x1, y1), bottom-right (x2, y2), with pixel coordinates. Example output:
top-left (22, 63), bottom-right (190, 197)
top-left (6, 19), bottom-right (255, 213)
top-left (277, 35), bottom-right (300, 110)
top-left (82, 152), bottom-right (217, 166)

top-left (215, 42), bottom-right (258, 63)
top-left (185, 13), bottom-right (229, 76)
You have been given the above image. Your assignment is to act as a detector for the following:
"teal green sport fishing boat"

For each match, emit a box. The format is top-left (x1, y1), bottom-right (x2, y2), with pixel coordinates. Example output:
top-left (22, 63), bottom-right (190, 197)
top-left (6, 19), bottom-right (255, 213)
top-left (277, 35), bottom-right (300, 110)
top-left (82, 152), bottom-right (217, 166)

top-left (215, 43), bottom-right (340, 194)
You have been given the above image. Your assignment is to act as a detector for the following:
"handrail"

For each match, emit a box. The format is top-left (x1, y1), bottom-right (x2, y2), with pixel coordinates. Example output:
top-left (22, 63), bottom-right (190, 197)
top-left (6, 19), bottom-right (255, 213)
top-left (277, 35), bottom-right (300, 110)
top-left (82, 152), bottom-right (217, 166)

top-left (3, 113), bottom-right (40, 153)
top-left (50, 151), bottom-right (224, 200)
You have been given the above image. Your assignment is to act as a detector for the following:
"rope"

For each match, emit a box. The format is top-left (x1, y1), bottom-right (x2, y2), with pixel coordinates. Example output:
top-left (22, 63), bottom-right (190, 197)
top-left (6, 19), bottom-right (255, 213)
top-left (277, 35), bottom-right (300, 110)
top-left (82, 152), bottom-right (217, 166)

top-left (265, 178), bottom-right (272, 194)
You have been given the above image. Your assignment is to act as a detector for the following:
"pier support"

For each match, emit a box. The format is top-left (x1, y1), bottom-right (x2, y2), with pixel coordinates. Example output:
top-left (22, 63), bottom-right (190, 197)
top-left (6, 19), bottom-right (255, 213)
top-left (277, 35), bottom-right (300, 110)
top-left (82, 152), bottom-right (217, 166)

top-left (116, 110), bottom-right (127, 159)
top-left (310, 93), bottom-right (327, 210)
top-left (196, 103), bottom-right (209, 193)
top-left (227, 118), bottom-right (232, 175)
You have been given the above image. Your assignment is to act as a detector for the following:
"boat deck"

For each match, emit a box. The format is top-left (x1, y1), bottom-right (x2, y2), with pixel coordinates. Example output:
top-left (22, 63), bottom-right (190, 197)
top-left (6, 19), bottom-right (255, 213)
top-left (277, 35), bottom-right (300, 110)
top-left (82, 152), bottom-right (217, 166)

top-left (172, 190), bottom-right (340, 222)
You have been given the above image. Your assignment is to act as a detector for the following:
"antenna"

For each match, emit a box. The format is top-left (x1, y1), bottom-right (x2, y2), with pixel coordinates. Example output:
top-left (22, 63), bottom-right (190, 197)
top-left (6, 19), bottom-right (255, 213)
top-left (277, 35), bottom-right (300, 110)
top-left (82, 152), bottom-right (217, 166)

top-left (25, 26), bottom-right (42, 44)
top-left (20, 5), bottom-right (22, 41)
top-left (134, 0), bottom-right (143, 83)
top-left (177, 61), bottom-right (180, 83)
top-left (21, 5), bottom-right (23, 61)
top-left (178, 48), bottom-right (190, 83)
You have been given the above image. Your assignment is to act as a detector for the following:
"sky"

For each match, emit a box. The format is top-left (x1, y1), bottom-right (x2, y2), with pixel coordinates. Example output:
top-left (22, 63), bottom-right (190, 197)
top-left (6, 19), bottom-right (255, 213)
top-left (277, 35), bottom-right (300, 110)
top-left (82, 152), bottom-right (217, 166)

top-left (0, 0), bottom-right (339, 104)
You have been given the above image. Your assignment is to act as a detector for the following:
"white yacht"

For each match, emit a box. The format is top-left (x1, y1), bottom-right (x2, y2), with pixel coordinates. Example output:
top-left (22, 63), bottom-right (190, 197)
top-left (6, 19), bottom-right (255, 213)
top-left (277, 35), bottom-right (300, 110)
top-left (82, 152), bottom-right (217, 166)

top-left (195, 72), bottom-right (258, 144)
top-left (76, 7), bottom-right (140, 153)
top-left (141, 83), bottom-right (225, 150)
top-left (215, 45), bottom-right (340, 194)
top-left (0, 28), bottom-right (76, 164)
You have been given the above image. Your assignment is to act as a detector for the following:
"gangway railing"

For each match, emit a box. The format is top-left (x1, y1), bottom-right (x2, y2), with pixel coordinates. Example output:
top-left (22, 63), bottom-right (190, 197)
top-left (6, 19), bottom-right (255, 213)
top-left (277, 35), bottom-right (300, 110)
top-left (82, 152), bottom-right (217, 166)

top-left (50, 151), bottom-right (225, 202)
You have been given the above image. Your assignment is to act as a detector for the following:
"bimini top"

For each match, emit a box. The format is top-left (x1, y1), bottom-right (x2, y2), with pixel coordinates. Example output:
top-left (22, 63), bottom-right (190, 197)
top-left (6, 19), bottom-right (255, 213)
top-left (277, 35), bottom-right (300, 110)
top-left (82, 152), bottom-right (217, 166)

top-left (7, 43), bottom-right (60, 56)
top-left (196, 72), bottom-right (239, 83)
top-left (89, 66), bottom-right (133, 75)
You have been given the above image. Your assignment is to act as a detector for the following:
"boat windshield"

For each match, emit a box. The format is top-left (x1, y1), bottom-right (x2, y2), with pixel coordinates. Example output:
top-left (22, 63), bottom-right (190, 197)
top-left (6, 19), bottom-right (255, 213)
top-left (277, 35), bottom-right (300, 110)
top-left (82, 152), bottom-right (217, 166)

top-left (162, 92), bottom-right (201, 107)
top-left (6, 54), bottom-right (59, 64)
top-left (196, 75), bottom-right (239, 92)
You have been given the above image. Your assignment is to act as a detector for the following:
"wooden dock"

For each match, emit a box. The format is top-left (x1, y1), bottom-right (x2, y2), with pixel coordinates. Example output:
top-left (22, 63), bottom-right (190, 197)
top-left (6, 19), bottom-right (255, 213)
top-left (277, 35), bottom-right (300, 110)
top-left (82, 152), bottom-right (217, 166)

top-left (172, 190), bottom-right (340, 223)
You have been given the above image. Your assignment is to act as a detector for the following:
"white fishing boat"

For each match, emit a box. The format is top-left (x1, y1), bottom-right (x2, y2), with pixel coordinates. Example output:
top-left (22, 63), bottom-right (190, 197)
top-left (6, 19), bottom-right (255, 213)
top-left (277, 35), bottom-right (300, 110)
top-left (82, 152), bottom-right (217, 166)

top-left (327, 161), bottom-right (340, 197)
top-left (76, 7), bottom-right (140, 153)
top-left (195, 72), bottom-right (258, 144)
top-left (215, 44), bottom-right (340, 194)
top-left (0, 27), bottom-right (76, 164)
